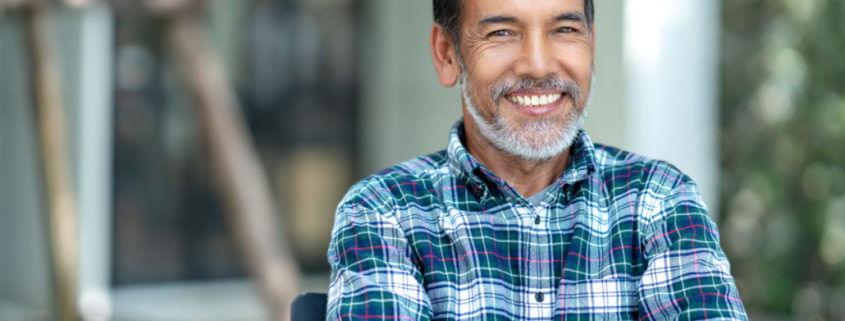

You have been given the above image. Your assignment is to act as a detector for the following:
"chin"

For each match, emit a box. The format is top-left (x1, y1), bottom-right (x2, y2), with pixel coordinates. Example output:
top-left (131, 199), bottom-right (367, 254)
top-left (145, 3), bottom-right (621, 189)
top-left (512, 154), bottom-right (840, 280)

top-left (468, 100), bottom-right (585, 161)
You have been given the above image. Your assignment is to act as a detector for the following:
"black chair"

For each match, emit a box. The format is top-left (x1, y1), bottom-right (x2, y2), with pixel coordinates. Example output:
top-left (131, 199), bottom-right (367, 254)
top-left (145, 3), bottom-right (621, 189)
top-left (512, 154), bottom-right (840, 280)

top-left (291, 292), bottom-right (328, 321)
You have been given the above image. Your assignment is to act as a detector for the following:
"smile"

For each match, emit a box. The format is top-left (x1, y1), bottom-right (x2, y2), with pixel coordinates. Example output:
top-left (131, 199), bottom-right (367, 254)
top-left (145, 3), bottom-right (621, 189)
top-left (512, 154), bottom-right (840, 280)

top-left (506, 93), bottom-right (563, 107)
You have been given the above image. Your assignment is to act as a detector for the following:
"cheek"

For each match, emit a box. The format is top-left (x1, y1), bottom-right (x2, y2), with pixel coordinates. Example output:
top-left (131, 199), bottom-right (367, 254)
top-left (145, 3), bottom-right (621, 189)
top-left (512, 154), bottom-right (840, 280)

top-left (467, 53), bottom-right (518, 102)
top-left (556, 45), bottom-right (594, 78)
top-left (467, 44), bottom-right (519, 79)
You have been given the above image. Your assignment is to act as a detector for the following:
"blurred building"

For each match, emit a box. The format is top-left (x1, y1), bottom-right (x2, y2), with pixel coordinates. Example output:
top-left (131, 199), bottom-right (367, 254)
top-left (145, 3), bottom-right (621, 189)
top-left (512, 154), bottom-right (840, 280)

top-left (6, 0), bottom-right (841, 321)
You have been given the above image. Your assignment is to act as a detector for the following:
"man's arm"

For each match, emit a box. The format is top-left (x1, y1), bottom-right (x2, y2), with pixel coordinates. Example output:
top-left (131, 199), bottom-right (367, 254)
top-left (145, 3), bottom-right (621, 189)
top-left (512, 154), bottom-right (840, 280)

top-left (638, 181), bottom-right (748, 320)
top-left (326, 195), bottom-right (432, 321)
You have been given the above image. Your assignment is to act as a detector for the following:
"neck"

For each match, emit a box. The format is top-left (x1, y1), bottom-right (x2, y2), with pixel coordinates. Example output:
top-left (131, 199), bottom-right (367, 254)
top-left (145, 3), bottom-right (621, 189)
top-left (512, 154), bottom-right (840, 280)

top-left (463, 117), bottom-right (570, 198)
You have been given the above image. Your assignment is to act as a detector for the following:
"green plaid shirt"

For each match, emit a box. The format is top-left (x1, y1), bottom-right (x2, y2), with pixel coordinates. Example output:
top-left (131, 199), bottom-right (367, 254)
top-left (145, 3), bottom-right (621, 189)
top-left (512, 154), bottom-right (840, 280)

top-left (327, 121), bottom-right (747, 320)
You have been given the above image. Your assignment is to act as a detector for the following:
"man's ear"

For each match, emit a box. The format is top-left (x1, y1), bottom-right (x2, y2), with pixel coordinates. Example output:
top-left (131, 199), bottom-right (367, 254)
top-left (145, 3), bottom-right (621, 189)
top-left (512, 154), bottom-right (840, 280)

top-left (430, 24), bottom-right (461, 88)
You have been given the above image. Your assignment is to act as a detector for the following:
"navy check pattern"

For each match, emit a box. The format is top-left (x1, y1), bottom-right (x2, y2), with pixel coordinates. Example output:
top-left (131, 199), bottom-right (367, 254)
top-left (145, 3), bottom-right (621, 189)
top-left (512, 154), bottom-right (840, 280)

top-left (327, 120), bottom-right (747, 320)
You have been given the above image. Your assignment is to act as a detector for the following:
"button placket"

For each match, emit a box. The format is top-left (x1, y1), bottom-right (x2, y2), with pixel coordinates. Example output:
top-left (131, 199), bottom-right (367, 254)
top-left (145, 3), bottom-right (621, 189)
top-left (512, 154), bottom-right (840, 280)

top-left (524, 204), bottom-right (553, 317)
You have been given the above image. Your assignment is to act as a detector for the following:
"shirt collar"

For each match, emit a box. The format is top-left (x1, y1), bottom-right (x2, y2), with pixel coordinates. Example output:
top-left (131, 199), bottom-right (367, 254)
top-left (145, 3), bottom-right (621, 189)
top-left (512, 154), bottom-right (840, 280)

top-left (446, 120), bottom-right (598, 200)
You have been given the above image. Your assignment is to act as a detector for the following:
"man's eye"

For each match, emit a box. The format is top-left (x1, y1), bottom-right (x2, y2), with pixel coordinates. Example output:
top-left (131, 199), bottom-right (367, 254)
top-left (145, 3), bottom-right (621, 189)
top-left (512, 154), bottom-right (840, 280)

top-left (488, 30), bottom-right (511, 37)
top-left (557, 27), bottom-right (577, 33)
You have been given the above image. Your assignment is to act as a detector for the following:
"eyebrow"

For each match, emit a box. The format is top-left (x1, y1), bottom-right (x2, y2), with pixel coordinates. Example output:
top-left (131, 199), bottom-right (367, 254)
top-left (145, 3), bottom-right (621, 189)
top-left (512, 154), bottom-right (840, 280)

top-left (478, 15), bottom-right (519, 26)
top-left (478, 12), bottom-right (586, 27)
top-left (555, 12), bottom-right (586, 23)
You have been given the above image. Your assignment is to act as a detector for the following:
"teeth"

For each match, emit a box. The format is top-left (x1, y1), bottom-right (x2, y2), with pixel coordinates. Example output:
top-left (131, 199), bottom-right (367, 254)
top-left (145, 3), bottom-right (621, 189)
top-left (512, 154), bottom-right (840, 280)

top-left (507, 93), bottom-right (563, 107)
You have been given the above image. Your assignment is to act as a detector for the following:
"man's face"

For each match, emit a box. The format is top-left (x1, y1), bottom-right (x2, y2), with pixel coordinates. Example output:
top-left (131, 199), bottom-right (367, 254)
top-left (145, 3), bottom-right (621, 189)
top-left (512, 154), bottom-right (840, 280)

top-left (458, 0), bottom-right (594, 160)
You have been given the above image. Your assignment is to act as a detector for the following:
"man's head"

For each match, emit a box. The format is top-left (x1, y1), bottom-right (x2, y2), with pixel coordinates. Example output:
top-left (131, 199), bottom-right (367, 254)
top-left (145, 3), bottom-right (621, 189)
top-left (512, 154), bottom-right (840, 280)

top-left (431, 0), bottom-right (595, 160)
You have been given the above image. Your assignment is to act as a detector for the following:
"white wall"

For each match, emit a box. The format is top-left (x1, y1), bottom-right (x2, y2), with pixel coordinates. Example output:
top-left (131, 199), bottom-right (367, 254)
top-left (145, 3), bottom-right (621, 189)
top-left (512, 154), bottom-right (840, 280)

top-left (583, 0), bottom-right (628, 150)
top-left (358, 0), bottom-right (461, 176)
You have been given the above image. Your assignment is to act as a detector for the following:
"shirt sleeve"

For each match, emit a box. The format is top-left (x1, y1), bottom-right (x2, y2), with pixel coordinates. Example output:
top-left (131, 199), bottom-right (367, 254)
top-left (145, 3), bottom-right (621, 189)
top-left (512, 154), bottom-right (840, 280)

top-left (326, 195), bottom-right (432, 321)
top-left (637, 182), bottom-right (748, 320)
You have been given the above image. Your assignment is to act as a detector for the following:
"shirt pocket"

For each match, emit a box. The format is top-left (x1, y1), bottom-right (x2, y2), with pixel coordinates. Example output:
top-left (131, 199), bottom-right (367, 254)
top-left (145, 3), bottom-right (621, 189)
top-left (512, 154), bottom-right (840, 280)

top-left (556, 277), bottom-right (639, 320)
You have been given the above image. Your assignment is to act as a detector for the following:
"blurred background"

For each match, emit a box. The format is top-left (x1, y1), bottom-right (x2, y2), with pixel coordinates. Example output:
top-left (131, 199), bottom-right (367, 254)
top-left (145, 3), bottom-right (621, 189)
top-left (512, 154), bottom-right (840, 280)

top-left (0, 0), bottom-right (843, 320)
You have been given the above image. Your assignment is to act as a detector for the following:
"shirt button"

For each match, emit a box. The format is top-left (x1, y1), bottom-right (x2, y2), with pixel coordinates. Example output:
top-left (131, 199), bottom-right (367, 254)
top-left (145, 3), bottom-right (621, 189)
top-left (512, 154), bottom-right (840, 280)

top-left (535, 292), bottom-right (545, 302)
top-left (534, 215), bottom-right (541, 225)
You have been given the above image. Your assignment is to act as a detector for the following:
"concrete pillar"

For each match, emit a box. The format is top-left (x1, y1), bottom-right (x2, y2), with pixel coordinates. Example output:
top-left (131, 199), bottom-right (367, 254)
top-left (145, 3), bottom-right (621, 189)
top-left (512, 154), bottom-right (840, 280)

top-left (624, 0), bottom-right (721, 215)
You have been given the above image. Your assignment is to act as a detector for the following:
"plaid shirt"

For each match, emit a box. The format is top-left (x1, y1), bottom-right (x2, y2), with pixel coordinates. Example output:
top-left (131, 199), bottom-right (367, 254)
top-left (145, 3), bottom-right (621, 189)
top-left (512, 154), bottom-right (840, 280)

top-left (327, 121), bottom-right (747, 320)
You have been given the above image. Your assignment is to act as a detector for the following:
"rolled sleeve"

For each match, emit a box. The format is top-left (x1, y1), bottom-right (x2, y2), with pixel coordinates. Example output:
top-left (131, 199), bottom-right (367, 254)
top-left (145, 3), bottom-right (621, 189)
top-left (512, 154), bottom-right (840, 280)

top-left (638, 182), bottom-right (748, 320)
top-left (326, 191), bottom-right (432, 321)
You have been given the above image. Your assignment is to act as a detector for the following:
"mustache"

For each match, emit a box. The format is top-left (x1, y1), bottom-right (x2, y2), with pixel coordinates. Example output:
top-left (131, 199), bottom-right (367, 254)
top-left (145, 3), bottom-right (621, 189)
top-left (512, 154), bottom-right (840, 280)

top-left (490, 76), bottom-right (582, 104)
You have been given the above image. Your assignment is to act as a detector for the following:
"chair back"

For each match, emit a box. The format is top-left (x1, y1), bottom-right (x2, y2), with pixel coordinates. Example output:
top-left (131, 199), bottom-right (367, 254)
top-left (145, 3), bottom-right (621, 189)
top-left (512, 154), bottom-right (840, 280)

top-left (291, 292), bottom-right (328, 321)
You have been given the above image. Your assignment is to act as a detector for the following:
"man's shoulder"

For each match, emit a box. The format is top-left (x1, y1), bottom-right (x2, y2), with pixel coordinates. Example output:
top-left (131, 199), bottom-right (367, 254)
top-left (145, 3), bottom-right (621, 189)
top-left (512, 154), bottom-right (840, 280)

top-left (591, 142), bottom-right (696, 192)
top-left (337, 150), bottom-right (450, 213)
top-left (380, 149), bottom-right (451, 179)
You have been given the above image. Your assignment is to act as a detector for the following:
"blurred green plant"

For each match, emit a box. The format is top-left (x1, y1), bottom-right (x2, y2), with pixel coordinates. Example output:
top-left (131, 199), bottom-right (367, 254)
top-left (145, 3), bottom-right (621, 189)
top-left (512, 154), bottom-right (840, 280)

top-left (720, 0), bottom-right (845, 319)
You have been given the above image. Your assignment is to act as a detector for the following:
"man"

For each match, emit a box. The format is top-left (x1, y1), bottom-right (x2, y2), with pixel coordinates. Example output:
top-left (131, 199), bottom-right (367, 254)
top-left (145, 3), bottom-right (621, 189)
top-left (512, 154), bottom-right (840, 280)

top-left (327, 0), bottom-right (748, 320)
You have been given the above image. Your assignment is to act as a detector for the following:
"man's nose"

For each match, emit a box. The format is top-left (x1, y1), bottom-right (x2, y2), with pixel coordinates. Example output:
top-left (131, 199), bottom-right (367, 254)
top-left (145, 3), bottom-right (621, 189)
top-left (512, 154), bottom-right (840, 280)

top-left (514, 32), bottom-right (556, 79)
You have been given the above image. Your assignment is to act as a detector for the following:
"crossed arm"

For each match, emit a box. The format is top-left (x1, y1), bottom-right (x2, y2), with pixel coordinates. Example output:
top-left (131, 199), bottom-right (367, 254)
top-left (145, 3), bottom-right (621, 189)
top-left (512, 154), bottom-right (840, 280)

top-left (326, 182), bottom-right (748, 320)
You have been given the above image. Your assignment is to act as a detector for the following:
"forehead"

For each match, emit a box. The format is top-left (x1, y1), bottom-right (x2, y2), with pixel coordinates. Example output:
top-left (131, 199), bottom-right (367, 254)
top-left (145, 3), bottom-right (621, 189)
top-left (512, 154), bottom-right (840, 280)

top-left (461, 0), bottom-right (585, 23)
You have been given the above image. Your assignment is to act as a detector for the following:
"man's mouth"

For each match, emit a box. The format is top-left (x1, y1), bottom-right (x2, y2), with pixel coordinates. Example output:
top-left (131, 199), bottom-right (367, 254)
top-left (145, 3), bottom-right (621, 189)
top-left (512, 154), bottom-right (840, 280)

top-left (506, 93), bottom-right (563, 107)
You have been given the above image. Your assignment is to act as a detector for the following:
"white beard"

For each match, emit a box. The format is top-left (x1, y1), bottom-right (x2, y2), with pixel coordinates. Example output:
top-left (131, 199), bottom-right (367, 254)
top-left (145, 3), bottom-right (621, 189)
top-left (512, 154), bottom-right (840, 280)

top-left (461, 72), bottom-right (591, 161)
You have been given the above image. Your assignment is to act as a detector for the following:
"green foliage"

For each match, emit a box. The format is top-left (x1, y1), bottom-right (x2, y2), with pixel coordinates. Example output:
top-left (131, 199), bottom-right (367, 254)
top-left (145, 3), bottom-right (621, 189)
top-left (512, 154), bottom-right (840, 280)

top-left (720, 0), bottom-right (845, 319)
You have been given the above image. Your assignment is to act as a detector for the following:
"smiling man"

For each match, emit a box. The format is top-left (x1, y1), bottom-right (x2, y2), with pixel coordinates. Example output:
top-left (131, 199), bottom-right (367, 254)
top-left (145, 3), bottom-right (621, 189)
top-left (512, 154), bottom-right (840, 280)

top-left (326, 0), bottom-right (747, 320)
